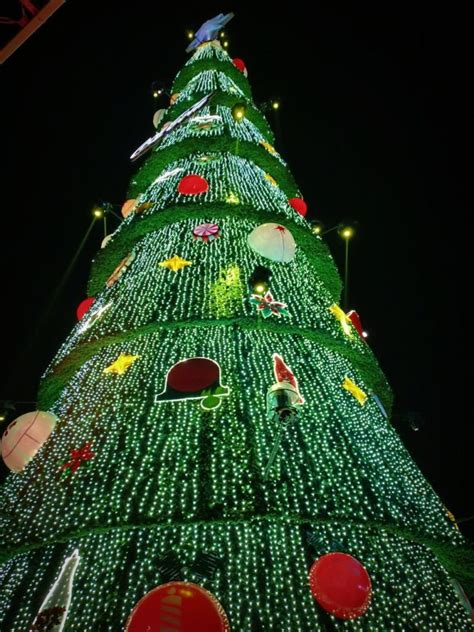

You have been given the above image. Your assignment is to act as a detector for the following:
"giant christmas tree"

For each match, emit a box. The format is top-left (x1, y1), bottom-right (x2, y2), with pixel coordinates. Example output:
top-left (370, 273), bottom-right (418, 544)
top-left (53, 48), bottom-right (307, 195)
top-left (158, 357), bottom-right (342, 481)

top-left (1, 13), bottom-right (473, 631)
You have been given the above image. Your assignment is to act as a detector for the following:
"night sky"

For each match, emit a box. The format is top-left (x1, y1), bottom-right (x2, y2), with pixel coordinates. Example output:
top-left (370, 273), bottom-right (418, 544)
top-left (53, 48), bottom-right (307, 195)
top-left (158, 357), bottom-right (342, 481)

top-left (1, 1), bottom-right (471, 545)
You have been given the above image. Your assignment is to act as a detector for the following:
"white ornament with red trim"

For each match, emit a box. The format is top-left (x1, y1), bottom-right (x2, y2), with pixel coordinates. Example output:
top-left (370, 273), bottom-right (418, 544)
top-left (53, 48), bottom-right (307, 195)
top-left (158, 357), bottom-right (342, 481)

top-left (247, 223), bottom-right (296, 263)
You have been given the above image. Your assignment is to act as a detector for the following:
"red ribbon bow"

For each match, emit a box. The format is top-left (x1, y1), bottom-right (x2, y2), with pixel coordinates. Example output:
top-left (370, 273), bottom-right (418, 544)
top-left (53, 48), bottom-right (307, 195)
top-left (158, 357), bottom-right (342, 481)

top-left (60, 442), bottom-right (95, 474)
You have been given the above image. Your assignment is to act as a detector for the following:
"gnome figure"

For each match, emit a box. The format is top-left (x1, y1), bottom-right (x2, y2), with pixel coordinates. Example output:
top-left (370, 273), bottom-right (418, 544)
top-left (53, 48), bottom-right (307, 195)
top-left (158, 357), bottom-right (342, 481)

top-left (264, 354), bottom-right (304, 479)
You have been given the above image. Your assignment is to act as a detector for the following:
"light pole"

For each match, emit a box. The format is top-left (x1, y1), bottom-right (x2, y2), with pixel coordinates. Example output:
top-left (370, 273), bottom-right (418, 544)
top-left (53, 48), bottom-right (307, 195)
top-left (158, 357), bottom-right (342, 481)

top-left (337, 223), bottom-right (355, 310)
top-left (310, 219), bottom-right (357, 310)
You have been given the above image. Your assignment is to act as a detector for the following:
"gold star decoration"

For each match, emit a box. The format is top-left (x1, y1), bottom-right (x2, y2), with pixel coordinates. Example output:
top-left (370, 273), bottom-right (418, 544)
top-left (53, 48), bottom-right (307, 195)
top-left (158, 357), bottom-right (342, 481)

top-left (158, 255), bottom-right (193, 272)
top-left (264, 173), bottom-right (278, 186)
top-left (260, 140), bottom-right (278, 155)
top-left (329, 304), bottom-right (353, 337)
top-left (103, 353), bottom-right (140, 376)
top-left (342, 376), bottom-right (367, 405)
top-left (446, 508), bottom-right (460, 530)
top-left (134, 201), bottom-right (153, 214)
top-left (226, 192), bottom-right (240, 205)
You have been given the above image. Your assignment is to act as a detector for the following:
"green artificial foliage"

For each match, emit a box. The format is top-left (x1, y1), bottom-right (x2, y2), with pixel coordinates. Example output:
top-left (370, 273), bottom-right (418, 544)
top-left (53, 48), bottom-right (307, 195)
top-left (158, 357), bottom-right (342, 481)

top-left (127, 135), bottom-right (299, 199)
top-left (1, 25), bottom-right (473, 632)
top-left (36, 316), bottom-right (392, 414)
top-left (172, 58), bottom-right (252, 98)
top-left (87, 203), bottom-right (341, 299)
top-left (162, 91), bottom-right (275, 142)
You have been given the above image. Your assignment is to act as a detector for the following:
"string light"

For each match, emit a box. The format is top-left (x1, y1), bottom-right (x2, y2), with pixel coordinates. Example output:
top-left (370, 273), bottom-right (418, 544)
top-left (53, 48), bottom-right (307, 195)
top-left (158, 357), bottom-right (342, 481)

top-left (1, 24), bottom-right (471, 632)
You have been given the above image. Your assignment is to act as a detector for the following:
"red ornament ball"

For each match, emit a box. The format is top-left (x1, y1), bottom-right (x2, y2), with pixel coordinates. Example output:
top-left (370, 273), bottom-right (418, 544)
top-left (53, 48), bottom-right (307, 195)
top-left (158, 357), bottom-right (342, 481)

top-left (288, 197), bottom-right (308, 217)
top-left (76, 297), bottom-right (95, 320)
top-left (178, 174), bottom-right (209, 195)
top-left (309, 552), bottom-right (372, 620)
top-left (232, 58), bottom-right (247, 76)
top-left (125, 582), bottom-right (230, 632)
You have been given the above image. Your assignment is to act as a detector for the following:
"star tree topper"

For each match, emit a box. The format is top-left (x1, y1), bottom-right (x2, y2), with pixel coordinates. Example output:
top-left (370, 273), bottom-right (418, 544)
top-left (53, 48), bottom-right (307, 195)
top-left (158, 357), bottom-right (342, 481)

top-left (103, 353), bottom-right (140, 375)
top-left (158, 255), bottom-right (193, 272)
top-left (185, 12), bottom-right (234, 53)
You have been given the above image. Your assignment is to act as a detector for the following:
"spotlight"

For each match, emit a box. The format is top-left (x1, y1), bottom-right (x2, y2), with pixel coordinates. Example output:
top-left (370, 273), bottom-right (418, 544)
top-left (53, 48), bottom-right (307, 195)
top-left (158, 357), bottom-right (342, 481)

top-left (151, 81), bottom-right (169, 99)
top-left (271, 100), bottom-right (280, 110)
top-left (231, 102), bottom-right (247, 122)
top-left (0, 401), bottom-right (16, 424)
top-left (187, 30), bottom-right (194, 40)
top-left (406, 411), bottom-right (424, 432)
top-left (310, 220), bottom-right (324, 235)
top-left (337, 220), bottom-right (357, 240)
top-left (249, 266), bottom-right (272, 294)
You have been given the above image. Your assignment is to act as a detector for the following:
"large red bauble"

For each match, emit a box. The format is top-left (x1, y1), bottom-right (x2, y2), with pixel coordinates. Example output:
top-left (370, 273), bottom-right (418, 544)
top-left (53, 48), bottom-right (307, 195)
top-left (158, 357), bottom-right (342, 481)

top-left (232, 58), bottom-right (247, 75)
top-left (76, 297), bottom-right (95, 320)
top-left (178, 174), bottom-right (209, 195)
top-left (309, 552), bottom-right (372, 620)
top-left (125, 582), bottom-right (231, 632)
top-left (167, 358), bottom-right (220, 393)
top-left (288, 197), bottom-right (308, 217)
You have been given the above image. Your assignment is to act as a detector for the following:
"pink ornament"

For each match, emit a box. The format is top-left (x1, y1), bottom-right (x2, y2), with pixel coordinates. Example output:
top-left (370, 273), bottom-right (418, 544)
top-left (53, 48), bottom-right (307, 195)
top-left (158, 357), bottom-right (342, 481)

top-left (76, 297), bottom-right (95, 320)
top-left (193, 223), bottom-right (220, 242)
top-left (106, 252), bottom-right (135, 287)
top-left (121, 199), bottom-right (137, 218)
top-left (1, 410), bottom-right (57, 472)
top-left (288, 197), bottom-right (308, 217)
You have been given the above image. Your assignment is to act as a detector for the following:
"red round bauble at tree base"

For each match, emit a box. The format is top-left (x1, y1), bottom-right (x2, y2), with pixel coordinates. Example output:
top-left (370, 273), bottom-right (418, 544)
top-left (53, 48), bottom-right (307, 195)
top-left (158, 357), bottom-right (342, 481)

top-left (178, 174), bottom-right (209, 195)
top-left (232, 57), bottom-right (247, 76)
top-left (125, 582), bottom-right (231, 632)
top-left (288, 197), bottom-right (308, 217)
top-left (309, 552), bottom-right (372, 620)
top-left (76, 297), bottom-right (95, 320)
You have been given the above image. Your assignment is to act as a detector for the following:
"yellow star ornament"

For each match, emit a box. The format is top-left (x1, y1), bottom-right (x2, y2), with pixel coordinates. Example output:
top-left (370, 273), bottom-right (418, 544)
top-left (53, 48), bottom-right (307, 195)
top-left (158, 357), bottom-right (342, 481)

top-left (264, 173), bottom-right (278, 186)
top-left (260, 140), bottom-right (278, 155)
top-left (446, 508), bottom-right (460, 530)
top-left (103, 353), bottom-right (140, 375)
top-left (329, 304), bottom-right (353, 337)
top-left (342, 376), bottom-right (367, 405)
top-left (158, 255), bottom-right (192, 272)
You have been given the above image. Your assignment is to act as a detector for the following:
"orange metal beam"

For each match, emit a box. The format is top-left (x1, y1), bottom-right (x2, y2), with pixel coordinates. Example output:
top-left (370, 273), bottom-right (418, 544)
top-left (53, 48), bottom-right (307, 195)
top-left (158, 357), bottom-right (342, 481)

top-left (0, 0), bottom-right (66, 65)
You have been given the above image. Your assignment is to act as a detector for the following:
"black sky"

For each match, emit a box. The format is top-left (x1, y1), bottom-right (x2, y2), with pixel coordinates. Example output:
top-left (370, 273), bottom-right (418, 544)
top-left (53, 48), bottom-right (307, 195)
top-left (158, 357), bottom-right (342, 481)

top-left (0, 2), bottom-right (471, 540)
